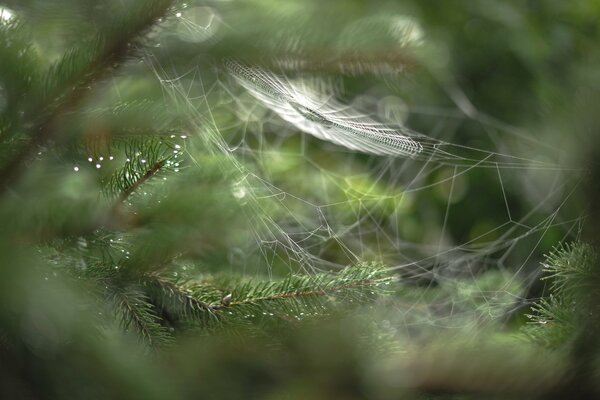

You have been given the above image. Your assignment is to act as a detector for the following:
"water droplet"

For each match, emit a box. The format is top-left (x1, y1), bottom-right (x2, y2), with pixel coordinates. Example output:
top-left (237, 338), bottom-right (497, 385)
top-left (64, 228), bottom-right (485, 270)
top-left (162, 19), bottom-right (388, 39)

top-left (109, 156), bottom-right (114, 160)
top-left (232, 184), bottom-right (247, 200)
top-left (0, 7), bottom-right (15, 22)
top-left (176, 12), bottom-right (182, 17)
top-left (99, 156), bottom-right (104, 161)
top-left (174, 144), bottom-right (181, 149)
top-left (175, 6), bottom-right (220, 43)
top-left (95, 164), bottom-right (101, 169)
top-left (73, 166), bottom-right (79, 172)
top-left (141, 159), bottom-right (147, 164)
top-left (88, 157), bottom-right (93, 162)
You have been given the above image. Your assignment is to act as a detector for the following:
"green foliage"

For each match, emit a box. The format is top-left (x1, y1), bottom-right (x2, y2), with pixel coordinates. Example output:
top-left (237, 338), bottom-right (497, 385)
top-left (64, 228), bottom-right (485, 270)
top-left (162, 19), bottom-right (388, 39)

top-left (0, 0), bottom-right (598, 399)
top-left (0, 19), bottom-right (39, 135)
top-left (42, 233), bottom-right (394, 347)
top-left (197, 262), bottom-right (393, 325)
top-left (524, 242), bottom-right (598, 347)
top-left (112, 284), bottom-right (174, 348)
top-left (542, 242), bottom-right (598, 301)
top-left (102, 136), bottom-right (179, 200)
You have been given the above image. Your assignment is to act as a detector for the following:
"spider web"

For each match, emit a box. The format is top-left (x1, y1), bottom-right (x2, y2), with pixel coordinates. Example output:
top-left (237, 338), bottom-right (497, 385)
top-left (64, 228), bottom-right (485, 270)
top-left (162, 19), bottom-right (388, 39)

top-left (140, 5), bottom-right (585, 339)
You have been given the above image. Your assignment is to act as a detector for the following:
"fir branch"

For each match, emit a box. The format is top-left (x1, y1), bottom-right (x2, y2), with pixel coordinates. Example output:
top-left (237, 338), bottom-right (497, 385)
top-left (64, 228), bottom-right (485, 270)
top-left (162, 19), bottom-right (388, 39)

top-left (112, 264), bottom-right (395, 334)
top-left (189, 263), bottom-right (395, 326)
top-left (222, 273), bottom-right (391, 308)
top-left (0, 19), bottom-right (39, 132)
top-left (104, 136), bottom-right (179, 201)
top-left (524, 242), bottom-right (599, 347)
top-left (524, 295), bottom-right (577, 347)
top-left (541, 242), bottom-right (598, 298)
top-left (0, 0), bottom-right (174, 194)
top-left (143, 274), bottom-right (219, 321)
top-left (111, 285), bottom-right (172, 349)
top-left (117, 159), bottom-right (166, 203)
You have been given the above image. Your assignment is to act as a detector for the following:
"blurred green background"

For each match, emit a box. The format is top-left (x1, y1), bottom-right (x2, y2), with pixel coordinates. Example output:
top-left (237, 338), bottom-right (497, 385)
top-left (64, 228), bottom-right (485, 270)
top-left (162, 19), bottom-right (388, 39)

top-left (0, 0), bottom-right (598, 398)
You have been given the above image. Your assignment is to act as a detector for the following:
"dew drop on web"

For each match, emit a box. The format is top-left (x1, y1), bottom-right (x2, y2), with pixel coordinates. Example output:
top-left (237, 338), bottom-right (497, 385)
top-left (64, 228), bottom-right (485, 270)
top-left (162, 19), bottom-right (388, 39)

top-left (175, 7), bottom-right (220, 43)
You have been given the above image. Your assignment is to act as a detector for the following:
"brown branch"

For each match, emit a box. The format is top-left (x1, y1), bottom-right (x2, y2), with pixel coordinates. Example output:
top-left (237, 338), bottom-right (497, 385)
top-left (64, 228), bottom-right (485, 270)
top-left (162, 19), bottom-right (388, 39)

top-left (117, 159), bottom-right (166, 204)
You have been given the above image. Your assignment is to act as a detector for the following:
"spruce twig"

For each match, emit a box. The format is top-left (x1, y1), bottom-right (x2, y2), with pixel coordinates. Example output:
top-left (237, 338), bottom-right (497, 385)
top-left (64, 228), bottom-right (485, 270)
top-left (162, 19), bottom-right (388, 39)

top-left (195, 264), bottom-right (395, 324)
top-left (145, 274), bottom-right (218, 314)
top-left (117, 159), bottom-right (166, 203)
top-left (112, 286), bottom-right (173, 348)
top-left (0, 0), bottom-right (174, 194)
top-left (217, 275), bottom-right (392, 310)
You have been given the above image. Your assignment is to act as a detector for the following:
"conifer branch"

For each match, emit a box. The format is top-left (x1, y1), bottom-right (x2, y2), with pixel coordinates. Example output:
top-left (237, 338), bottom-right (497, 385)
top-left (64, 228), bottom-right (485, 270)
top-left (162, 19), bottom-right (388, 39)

top-left (117, 159), bottom-right (166, 203)
top-left (541, 242), bottom-right (598, 297)
top-left (524, 242), bottom-right (599, 347)
top-left (103, 264), bottom-right (397, 334)
top-left (0, 0), bottom-right (174, 194)
top-left (187, 264), bottom-right (395, 325)
top-left (112, 286), bottom-right (172, 348)
top-left (144, 275), bottom-right (219, 315)
top-left (103, 136), bottom-right (179, 202)
top-left (220, 275), bottom-right (392, 309)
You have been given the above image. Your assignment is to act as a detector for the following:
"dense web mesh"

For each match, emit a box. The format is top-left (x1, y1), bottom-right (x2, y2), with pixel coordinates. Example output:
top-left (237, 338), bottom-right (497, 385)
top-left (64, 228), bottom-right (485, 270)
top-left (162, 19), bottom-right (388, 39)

top-left (136, 5), bottom-right (584, 336)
